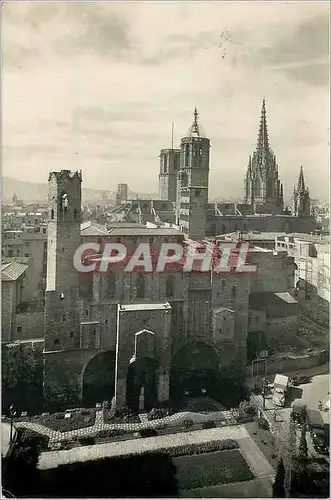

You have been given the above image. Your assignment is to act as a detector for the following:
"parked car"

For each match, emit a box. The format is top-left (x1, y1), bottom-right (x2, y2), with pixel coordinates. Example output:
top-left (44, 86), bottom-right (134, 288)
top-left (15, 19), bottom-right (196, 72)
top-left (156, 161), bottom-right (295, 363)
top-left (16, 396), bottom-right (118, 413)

top-left (291, 400), bottom-right (306, 426)
top-left (291, 374), bottom-right (312, 386)
top-left (306, 408), bottom-right (328, 454)
top-left (273, 374), bottom-right (289, 407)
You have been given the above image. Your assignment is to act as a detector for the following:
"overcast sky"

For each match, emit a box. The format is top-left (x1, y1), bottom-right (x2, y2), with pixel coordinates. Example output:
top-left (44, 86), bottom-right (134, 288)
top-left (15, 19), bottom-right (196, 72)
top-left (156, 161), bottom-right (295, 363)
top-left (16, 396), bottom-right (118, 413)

top-left (3, 1), bottom-right (329, 200)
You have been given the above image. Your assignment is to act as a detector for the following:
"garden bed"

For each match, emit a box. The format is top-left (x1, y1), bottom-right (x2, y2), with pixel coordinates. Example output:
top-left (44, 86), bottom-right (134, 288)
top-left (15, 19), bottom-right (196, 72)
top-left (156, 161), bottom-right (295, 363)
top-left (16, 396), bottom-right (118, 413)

top-left (103, 411), bottom-right (141, 424)
top-left (181, 397), bottom-right (226, 413)
top-left (35, 409), bottom-right (96, 432)
top-left (174, 449), bottom-right (253, 490)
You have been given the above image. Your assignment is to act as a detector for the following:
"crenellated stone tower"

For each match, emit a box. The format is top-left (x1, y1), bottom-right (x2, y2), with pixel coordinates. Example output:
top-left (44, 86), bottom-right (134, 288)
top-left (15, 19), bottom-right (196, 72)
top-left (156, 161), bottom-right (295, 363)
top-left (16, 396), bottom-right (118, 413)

top-left (44, 170), bottom-right (82, 404)
top-left (244, 99), bottom-right (284, 213)
top-left (293, 166), bottom-right (311, 217)
top-left (159, 148), bottom-right (180, 202)
top-left (176, 109), bottom-right (210, 240)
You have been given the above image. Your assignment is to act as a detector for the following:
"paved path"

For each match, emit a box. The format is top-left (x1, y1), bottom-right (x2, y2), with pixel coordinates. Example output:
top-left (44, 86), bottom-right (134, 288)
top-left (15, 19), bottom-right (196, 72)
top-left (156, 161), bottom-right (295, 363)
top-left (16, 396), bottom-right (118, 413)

top-left (239, 437), bottom-right (274, 478)
top-left (15, 408), bottom-right (235, 444)
top-left (38, 425), bottom-right (250, 470)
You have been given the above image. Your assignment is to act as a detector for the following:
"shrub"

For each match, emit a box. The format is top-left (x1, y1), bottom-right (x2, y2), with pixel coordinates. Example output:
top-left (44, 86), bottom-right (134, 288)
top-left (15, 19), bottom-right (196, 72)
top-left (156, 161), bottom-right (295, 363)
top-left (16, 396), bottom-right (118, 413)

top-left (81, 409), bottom-right (91, 416)
top-left (140, 428), bottom-right (158, 438)
top-left (79, 436), bottom-right (95, 446)
top-left (18, 429), bottom-right (49, 452)
top-left (96, 429), bottom-right (126, 439)
top-left (147, 407), bottom-right (169, 421)
top-left (104, 405), bottom-right (140, 424)
top-left (60, 440), bottom-right (72, 450)
top-left (155, 422), bottom-right (167, 430)
top-left (160, 439), bottom-right (238, 458)
top-left (239, 400), bottom-right (257, 416)
top-left (202, 420), bottom-right (216, 429)
top-left (182, 419), bottom-right (194, 430)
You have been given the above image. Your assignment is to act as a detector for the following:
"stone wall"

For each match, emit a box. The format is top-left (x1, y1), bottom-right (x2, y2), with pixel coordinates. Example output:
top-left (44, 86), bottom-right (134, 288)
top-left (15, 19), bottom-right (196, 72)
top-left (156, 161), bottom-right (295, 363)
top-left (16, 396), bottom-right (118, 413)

top-left (13, 310), bottom-right (45, 341)
top-left (245, 349), bottom-right (329, 377)
top-left (1, 282), bottom-right (15, 342)
top-left (208, 214), bottom-right (317, 236)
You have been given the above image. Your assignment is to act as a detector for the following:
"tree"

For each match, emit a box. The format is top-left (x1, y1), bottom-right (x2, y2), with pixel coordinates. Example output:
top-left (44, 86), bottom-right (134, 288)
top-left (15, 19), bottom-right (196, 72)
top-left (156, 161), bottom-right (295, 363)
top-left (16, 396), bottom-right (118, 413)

top-left (288, 418), bottom-right (297, 458)
top-left (288, 424), bottom-right (309, 496)
top-left (272, 457), bottom-right (286, 497)
top-left (2, 345), bottom-right (43, 413)
top-left (284, 418), bottom-right (297, 496)
top-left (298, 424), bottom-right (308, 461)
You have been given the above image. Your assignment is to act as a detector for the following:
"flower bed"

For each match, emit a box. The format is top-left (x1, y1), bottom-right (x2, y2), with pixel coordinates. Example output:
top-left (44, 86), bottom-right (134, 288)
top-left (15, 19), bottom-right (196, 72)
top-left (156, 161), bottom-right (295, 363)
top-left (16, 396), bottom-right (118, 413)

top-left (174, 449), bottom-right (254, 490)
top-left (104, 405), bottom-right (140, 424)
top-left (36, 409), bottom-right (96, 432)
top-left (147, 407), bottom-right (171, 421)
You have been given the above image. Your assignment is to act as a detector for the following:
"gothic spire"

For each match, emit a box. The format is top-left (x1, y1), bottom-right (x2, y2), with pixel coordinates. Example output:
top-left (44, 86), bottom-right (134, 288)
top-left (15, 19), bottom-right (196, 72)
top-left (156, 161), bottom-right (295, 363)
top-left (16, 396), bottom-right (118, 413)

top-left (297, 165), bottom-right (305, 192)
top-left (187, 107), bottom-right (205, 138)
top-left (256, 99), bottom-right (269, 155)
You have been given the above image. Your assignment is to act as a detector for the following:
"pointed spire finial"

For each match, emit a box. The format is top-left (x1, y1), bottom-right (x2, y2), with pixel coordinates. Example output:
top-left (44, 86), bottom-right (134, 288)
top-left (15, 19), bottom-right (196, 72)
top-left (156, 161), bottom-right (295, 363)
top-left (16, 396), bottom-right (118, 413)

top-left (187, 107), bottom-right (205, 138)
top-left (256, 98), bottom-right (269, 155)
top-left (297, 165), bottom-right (305, 192)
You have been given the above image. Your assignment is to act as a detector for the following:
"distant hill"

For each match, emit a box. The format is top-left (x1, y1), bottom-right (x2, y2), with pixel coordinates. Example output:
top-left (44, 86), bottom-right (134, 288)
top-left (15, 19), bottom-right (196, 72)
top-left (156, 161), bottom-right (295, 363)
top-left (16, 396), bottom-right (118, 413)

top-left (3, 177), bottom-right (158, 204)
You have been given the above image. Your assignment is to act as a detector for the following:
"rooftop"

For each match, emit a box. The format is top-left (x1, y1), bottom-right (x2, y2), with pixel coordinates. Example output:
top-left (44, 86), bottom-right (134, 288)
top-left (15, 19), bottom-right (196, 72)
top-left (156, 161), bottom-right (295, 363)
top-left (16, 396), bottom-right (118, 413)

top-left (119, 302), bottom-right (171, 312)
top-left (219, 231), bottom-right (329, 243)
top-left (81, 221), bottom-right (183, 237)
top-left (274, 292), bottom-right (298, 304)
top-left (81, 221), bottom-right (108, 235)
top-left (1, 261), bottom-right (29, 282)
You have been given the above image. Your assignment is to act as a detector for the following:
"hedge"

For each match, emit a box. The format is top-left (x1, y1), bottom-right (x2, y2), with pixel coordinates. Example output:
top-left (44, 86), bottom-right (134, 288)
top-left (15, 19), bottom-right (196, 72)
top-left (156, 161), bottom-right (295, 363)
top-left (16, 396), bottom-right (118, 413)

top-left (37, 409), bottom-right (96, 431)
top-left (147, 408), bottom-right (170, 421)
top-left (111, 438), bottom-right (239, 460)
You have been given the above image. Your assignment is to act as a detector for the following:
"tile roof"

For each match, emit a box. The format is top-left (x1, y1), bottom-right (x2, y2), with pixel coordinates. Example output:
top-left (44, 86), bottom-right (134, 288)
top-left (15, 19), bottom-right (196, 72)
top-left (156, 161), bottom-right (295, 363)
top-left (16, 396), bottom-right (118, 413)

top-left (1, 261), bottom-right (28, 281)
top-left (81, 220), bottom-right (183, 237)
top-left (80, 221), bottom-right (108, 235)
top-left (274, 292), bottom-right (298, 304)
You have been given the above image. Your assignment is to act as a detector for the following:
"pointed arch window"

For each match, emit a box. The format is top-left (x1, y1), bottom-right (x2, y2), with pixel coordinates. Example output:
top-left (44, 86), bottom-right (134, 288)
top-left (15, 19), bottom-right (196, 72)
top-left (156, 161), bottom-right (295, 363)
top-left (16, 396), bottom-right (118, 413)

top-left (185, 144), bottom-right (190, 166)
top-left (166, 273), bottom-right (175, 298)
top-left (163, 155), bottom-right (168, 174)
top-left (136, 274), bottom-right (145, 299)
top-left (74, 209), bottom-right (77, 220)
top-left (51, 209), bottom-right (54, 220)
top-left (60, 193), bottom-right (69, 219)
top-left (254, 177), bottom-right (261, 197)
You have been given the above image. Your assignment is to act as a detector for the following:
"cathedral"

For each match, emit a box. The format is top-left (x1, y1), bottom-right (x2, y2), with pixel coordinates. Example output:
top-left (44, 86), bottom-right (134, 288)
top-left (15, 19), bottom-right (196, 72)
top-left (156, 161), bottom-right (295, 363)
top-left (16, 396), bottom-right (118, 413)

top-left (120, 99), bottom-right (316, 237)
top-left (244, 99), bottom-right (284, 214)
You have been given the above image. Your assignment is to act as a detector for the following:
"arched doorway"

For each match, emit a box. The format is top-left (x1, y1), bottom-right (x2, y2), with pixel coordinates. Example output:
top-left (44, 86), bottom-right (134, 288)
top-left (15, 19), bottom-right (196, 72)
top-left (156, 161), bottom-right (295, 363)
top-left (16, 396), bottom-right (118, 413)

top-left (126, 357), bottom-right (158, 413)
top-left (170, 341), bottom-right (219, 401)
top-left (82, 351), bottom-right (116, 407)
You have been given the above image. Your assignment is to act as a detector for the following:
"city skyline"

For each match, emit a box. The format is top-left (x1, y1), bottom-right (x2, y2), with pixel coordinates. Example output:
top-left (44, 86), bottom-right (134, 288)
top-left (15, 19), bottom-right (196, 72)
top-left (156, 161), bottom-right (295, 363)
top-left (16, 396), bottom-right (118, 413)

top-left (3, 1), bottom-right (329, 199)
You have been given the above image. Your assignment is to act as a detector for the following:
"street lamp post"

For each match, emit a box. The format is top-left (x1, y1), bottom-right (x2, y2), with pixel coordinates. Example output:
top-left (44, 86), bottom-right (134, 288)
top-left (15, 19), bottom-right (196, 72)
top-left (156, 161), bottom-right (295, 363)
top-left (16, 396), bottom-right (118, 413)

top-left (9, 405), bottom-right (15, 444)
top-left (262, 378), bottom-right (268, 409)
